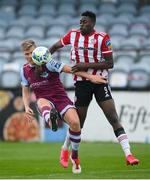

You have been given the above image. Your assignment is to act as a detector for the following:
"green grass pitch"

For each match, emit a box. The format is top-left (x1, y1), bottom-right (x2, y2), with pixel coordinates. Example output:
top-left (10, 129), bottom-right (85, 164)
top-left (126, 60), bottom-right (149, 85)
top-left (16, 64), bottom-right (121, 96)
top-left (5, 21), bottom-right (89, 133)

top-left (0, 142), bottom-right (150, 179)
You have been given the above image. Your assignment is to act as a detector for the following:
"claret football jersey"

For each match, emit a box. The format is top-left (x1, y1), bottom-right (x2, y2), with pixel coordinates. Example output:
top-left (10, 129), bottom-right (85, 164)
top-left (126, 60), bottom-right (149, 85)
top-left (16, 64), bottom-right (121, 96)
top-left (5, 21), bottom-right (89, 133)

top-left (20, 59), bottom-right (66, 99)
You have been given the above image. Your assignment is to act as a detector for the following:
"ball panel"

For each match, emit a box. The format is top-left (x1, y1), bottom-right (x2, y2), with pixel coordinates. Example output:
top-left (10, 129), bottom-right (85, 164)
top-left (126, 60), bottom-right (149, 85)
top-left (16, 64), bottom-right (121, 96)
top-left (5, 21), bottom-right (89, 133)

top-left (32, 46), bottom-right (52, 66)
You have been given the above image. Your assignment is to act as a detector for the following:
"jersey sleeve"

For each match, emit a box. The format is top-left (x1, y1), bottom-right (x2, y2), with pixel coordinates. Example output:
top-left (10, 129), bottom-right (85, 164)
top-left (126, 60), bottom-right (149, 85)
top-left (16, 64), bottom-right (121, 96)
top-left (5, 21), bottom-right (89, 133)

top-left (20, 66), bottom-right (29, 86)
top-left (60, 30), bottom-right (72, 46)
top-left (46, 59), bottom-right (65, 73)
top-left (101, 34), bottom-right (113, 55)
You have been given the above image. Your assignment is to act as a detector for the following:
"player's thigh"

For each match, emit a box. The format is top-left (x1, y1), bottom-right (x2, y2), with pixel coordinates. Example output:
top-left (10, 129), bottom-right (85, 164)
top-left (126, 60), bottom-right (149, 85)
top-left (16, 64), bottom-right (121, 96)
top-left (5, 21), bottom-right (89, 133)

top-left (74, 81), bottom-right (93, 107)
top-left (98, 99), bottom-right (117, 115)
top-left (76, 106), bottom-right (89, 121)
top-left (37, 98), bottom-right (53, 109)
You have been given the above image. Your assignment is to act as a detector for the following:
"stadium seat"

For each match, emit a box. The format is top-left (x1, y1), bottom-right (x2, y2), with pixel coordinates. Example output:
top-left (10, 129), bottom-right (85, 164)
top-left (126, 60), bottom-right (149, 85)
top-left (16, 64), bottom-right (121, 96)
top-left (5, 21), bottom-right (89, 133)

top-left (119, 37), bottom-right (141, 50)
top-left (18, 5), bottom-right (37, 17)
top-left (0, 52), bottom-right (11, 62)
top-left (25, 26), bottom-right (45, 39)
top-left (0, 29), bottom-right (5, 40)
top-left (109, 26), bottom-right (128, 38)
top-left (0, 19), bottom-right (9, 29)
top-left (38, 5), bottom-right (56, 17)
top-left (0, 10), bottom-right (16, 23)
top-left (118, 0), bottom-right (138, 5)
top-left (0, 62), bottom-right (21, 88)
top-left (12, 51), bottom-right (24, 60)
top-left (98, 3), bottom-right (117, 16)
top-left (27, 18), bottom-right (47, 27)
top-left (78, 4), bottom-right (97, 15)
top-left (140, 38), bottom-right (150, 50)
top-left (117, 4), bottom-right (137, 15)
top-left (0, 61), bottom-right (4, 75)
top-left (80, 0), bottom-right (98, 5)
top-left (46, 26), bottom-right (67, 38)
top-left (109, 61), bottom-right (132, 89)
top-left (109, 15), bottom-right (132, 26)
top-left (139, 55), bottom-right (150, 65)
top-left (110, 36), bottom-right (123, 49)
top-left (115, 50), bottom-right (138, 60)
top-left (40, 0), bottom-right (58, 6)
top-left (0, 39), bottom-right (15, 51)
top-left (116, 55), bottom-right (136, 64)
top-left (132, 16), bottom-right (150, 25)
top-left (9, 18), bottom-right (29, 29)
top-left (128, 62), bottom-right (150, 89)
top-left (47, 16), bottom-right (70, 26)
top-left (6, 26), bottom-right (25, 40)
top-left (20, 0), bottom-right (39, 6)
top-left (129, 24), bottom-right (148, 37)
top-left (139, 5), bottom-right (150, 15)
top-left (95, 25), bottom-right (106, 33)
top-left (13, 58), bottom-right (25, 68)
top-left (1, 0), bottom-right (18, 6)
top-left (38, 38), bottom-right (59, 48)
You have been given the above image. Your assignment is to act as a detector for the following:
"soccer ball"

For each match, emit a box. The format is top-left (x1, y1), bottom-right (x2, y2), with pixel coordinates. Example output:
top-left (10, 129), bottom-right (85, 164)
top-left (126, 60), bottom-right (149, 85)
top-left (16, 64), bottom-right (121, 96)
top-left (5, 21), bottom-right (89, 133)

top-left (32, 46), bottom-right (52, 66)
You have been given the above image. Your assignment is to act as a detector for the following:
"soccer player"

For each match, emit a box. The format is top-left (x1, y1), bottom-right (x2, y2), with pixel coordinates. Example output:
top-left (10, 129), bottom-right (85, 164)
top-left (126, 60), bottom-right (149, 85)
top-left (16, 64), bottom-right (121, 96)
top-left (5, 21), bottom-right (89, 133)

top-left (49, 11), bottom-right (139, 167)
top-left (20, 39), bottom-right (106, 174)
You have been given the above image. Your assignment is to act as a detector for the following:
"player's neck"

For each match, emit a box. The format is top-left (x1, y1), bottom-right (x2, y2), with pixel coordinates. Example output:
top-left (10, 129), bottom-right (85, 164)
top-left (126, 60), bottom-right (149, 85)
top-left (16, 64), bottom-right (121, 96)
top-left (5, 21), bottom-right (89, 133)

top-left (81, 29), bottom-right (95, 36)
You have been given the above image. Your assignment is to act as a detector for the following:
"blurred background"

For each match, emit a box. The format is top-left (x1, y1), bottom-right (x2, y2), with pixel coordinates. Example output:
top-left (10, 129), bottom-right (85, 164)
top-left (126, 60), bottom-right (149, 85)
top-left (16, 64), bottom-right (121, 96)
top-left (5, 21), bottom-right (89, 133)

top-left (0, 0), bottom-right (150, 143)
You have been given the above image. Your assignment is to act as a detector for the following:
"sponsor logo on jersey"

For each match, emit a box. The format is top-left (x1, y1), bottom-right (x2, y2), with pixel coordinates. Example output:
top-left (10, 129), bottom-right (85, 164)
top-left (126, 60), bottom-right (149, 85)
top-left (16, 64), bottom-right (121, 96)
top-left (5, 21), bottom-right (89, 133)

top-left (40, 71), bottom-right (49, 78)
top-left (91, 38), bottom-right (97, 45)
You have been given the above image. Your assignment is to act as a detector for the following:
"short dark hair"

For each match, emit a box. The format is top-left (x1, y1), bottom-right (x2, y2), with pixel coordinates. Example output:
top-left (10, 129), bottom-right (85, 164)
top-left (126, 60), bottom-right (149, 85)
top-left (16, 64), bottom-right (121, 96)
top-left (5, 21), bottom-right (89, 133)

top-left (81, 11), bottom-right (96, 23)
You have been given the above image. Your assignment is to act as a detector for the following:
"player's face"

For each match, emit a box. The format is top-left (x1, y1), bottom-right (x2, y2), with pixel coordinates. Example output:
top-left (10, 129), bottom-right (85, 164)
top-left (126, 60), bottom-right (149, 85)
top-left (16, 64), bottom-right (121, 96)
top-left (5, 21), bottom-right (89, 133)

top-left (23, 46), bottom-right (36, 65)
top-left (80, 16), bottom-right (94, 35)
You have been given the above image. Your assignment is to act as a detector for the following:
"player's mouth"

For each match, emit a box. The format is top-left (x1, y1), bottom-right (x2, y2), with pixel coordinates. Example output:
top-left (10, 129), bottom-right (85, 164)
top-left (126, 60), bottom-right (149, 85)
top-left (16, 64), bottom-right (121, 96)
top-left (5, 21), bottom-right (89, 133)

top-left (80, 27), bottom-right (85, 33)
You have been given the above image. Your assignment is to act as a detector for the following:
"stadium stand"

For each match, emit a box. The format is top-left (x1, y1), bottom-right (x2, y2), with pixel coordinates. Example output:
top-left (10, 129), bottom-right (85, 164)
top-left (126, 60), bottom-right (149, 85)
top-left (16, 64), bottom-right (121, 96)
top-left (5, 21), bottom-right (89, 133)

top-left (0, 0), bottom-right (150, 89)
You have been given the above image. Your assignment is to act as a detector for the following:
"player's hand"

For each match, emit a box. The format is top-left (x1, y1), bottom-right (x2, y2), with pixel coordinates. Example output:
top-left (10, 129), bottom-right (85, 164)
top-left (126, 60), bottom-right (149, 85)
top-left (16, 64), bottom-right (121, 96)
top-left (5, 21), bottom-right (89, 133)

top-left (25, 107), bottom-right (35, 122)
top-left (89, 75), bottom-right (107, 84)
top-left (71, 63), bottom-right (89, 73)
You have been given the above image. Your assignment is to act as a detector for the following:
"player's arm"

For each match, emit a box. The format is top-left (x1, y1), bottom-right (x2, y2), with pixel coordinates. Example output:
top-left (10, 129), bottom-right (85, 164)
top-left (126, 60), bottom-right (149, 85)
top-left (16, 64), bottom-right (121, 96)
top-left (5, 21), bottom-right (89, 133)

top-left (62, 64), bottom-right (107, 84)
top-left (22, 85), bottom-right (35, 119)
top-left (49, 30), bottom-right (71, 54)
top-left (49, 40), bottom-right (63, 54)
top-left (71, 55), bottom-right (113, 72)
top-left (20, 67), bottom-right (34, 119)
top-left (72, 34), bottom-right (114, 73)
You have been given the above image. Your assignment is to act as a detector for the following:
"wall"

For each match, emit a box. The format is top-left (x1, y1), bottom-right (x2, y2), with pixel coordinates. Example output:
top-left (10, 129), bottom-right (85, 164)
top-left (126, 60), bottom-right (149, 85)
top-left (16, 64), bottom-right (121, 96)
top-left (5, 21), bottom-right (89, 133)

top-left (67, 91), bottom-right (150, 143)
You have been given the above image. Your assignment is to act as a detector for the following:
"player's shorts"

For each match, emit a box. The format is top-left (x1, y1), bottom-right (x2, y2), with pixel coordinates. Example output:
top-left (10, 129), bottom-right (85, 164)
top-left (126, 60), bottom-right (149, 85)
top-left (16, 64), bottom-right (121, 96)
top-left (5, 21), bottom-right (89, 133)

top-left (74, 81), bottom-right (112, 107)
top-left (37, 93), bottom-right (75, 117)
top-left (50, 95), bottom-right (75, 117)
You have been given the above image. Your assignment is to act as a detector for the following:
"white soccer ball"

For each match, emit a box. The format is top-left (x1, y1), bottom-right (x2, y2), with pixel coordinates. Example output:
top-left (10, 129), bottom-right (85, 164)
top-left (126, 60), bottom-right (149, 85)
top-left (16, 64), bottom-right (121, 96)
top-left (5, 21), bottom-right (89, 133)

top-left (32, 46), bottom-right (52, 66)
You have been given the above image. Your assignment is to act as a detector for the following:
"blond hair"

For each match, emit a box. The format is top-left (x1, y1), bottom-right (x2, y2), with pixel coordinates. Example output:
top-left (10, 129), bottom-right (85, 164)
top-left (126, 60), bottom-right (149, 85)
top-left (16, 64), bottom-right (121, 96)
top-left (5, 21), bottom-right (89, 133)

top-left (21, 39), bottom-right (36, 51)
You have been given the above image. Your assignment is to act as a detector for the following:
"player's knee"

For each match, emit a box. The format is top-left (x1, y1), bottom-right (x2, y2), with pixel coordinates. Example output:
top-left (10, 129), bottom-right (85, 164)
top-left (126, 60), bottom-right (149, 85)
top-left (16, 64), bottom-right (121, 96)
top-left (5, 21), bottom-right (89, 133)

top-left (70, 120), bottom-right (80, 131)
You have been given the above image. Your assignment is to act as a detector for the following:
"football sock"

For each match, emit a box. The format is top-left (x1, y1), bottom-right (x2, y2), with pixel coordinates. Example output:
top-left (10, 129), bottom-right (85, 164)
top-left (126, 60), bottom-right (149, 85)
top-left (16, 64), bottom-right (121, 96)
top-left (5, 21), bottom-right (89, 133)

top-left (41, 106), bottom-right (52, 123)
top-left (69, 128), bottom-right (81, 159)
top-left (114, 127), bottom-right (131, 157)
top-left (62, 129), bottom-right (71, 150)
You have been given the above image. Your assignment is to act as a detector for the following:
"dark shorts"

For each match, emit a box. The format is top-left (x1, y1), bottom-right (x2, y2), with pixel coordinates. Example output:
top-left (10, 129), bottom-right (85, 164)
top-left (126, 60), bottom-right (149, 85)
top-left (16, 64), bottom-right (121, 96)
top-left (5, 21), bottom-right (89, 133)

top-left (74, 81), bottom-right (112, 107)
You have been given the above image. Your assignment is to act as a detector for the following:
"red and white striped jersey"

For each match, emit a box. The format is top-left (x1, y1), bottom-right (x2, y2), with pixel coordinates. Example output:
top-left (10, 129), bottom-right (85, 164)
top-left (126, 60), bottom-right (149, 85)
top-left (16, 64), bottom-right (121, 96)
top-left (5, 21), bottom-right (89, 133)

top-left (60, 29), bottom-right (113, 81)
